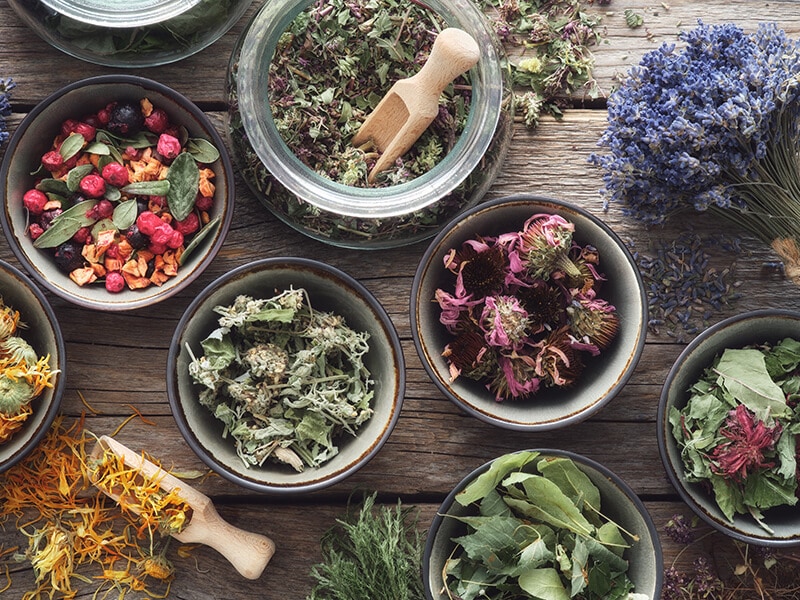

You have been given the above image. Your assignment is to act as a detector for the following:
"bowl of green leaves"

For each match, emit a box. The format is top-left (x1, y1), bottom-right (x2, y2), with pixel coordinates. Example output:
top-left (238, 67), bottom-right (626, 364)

top-left (659, 309), bottom-right (800, 547)
top-left (167, 257), bottom-right (405, 494)
top-left (423, 449), bottom-right (663, 599)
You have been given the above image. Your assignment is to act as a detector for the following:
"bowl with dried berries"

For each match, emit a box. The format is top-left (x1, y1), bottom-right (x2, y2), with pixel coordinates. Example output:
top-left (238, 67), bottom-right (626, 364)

top-left (167, 257), bottom-right (405, 494)
top-left (659, 309), bottom-right (800, 547)
top-left (0, 259), bottom-right (66, 473)
top-left (0, 74), bottom-right (234, 311)
top-left (423, 449), bottom-right (663, 599)
top-left (411, 194), bottom-right (647, 431)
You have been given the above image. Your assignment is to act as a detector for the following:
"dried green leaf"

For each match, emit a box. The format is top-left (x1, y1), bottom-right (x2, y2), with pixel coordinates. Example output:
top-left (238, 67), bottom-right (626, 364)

top-left (186, 138), bottom-right (221, 163)
top-left (166, 152), bottom-right (199, 221)
top-left (59, 133), bottom-right (85, 161)
top-left (122, 180), bottom-right (171, 196)
top-left (179, 214), bottom-right (220, 265)
top-left (112, 199), bottom-right (138, 231)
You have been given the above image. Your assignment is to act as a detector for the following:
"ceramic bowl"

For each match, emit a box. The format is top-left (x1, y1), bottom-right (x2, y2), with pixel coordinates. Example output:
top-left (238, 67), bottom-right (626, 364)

top-left (658, 309), bottom-right (800, 546)
top-left (423, 449), bottom-right (663, 599)
top-left (0, 259), bottom-right (66, 473)
top-left (0, 74), bottom-right (234, 311)
top-left (167, 257), bottom-right (405, 494)
top-left (411, 194), bottom-right (647, 430)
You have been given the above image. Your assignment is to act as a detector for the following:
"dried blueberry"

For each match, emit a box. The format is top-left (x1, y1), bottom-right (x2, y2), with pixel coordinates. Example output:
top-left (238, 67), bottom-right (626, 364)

top-left (53, 241), bottom-right (85, 273)
top-left (126, 224), bottom-right (149, 250)
top-left (107, 102), bottom-right (144, 136)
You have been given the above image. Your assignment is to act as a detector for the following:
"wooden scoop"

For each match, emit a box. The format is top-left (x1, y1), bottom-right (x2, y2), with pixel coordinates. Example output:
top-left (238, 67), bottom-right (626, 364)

top-left (351, 27), bottom-right (481, 183)
top-left (89, 435), bottom-right (275, 580)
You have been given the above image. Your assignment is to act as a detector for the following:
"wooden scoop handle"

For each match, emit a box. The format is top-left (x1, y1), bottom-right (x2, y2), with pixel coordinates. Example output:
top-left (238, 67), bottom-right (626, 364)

top-left (410, 27), bottom-right (481, 98)
top-left (174, 503), bottom-right (276, 580)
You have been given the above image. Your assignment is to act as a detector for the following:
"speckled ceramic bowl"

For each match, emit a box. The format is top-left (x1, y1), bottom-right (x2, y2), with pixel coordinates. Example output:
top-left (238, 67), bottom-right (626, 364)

top-left (658, 309), bottom-right (800, 547)
top-left (0, 75), bottom-right (234, 311)
top-left (411, 194), bottom-right (647, 431)
top-left (167, 257), bottom-right (405, 494)
top-left (0, 259), bottom-right (66, 473)
top-left (423, 449), bottom-right (663, 599)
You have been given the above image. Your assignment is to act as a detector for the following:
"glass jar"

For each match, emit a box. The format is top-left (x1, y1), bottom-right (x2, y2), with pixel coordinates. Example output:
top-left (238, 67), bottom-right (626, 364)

top-left (8, 0), bottom-right (254, 67)
top-left (227, 0), bottom-right (513, 249)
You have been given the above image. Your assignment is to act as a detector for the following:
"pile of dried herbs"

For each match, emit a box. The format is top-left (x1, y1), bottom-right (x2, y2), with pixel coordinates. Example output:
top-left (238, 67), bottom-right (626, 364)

top-left (478, 0), bottom-right (606, 126)
top-left (268, 0), bottom-right (470, 187)
top-left (669, 338), bottom-right (800, 533)
top-left (307, 493), bottom-right (424, 600)
top-left (442, 451), bottom-right (643, 600)
top-left (186, 289), bottom-right (374, 472)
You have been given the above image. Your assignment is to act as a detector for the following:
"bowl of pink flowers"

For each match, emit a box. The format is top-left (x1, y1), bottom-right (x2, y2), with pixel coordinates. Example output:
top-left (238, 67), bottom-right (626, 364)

top-left (0, 75), bottom-right (234, 311)
top-left (658, 309), bottom-right (800, 547)
top-left (411, 194), bottom-right (647, 430)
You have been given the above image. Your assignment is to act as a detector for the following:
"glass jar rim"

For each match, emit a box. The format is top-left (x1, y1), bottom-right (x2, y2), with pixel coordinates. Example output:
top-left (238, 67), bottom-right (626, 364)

top-left (41, 0), bottom-right (202, 28)
top-left (235, 0), bottom-right (504, 219)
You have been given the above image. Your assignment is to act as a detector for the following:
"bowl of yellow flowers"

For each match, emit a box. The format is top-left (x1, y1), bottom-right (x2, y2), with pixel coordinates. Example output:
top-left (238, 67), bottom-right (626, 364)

top-left (0, 259), bottom-right (65, 473)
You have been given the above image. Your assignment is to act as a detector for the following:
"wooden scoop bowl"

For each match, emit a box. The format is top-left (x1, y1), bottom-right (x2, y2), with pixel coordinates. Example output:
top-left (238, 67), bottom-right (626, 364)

top-left (351, 27), bottom-right (481, 183)
top-left (89, 435), bottom-right (275, 580)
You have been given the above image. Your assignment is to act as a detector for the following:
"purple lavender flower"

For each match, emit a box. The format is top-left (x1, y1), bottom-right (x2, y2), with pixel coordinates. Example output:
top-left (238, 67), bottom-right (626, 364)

top-left (590, 22), bottom-right (800, 282)
top-left (0, 78), bottom-right (14, 148)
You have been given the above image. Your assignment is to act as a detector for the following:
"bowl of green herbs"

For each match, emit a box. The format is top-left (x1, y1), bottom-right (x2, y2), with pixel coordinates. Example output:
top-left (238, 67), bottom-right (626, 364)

top-left (423, 449), bottom-right (663, 600)
top-left (659, 309), bottom-right (800, 547)
top-left (167, 257), bottom-right (405, 494)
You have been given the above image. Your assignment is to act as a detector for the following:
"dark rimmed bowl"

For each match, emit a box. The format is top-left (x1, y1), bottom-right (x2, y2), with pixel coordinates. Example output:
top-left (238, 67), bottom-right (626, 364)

top-left (167, 257), bottom-right (405, 494)
top-left (0, 74), bottom-right (234, 311)
top-left (0, 259), bottom-right (66, 473)
top-left (411, 194), bottom-right (647, 431)
top-left (658, 309), bottom-right (800, 547)
top-left (423, 449), bottom-right (663, 599)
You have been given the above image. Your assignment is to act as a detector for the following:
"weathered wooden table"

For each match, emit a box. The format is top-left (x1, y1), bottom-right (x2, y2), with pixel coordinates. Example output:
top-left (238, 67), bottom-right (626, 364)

top-left (2, 1), bottom-right (800, 598)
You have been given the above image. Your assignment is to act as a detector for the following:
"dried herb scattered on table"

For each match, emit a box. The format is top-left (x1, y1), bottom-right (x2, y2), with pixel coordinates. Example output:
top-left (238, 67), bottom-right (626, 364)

top-left (187, 289), bottom-right (374, 471)
top-left (479, 0), bottom-right (605, 126)
top-left (670, 338), bottom-right (800, 533)
top-left (268, 0), bottom-right (470, 187)
top-left (443, 451), bottom-right (643, 600)
top-left (435, 213), bottom-right (618, 400)
top-left (307, 493), bottom-right (424, 600)
top-left (0, 298), bottom-right (57, 445)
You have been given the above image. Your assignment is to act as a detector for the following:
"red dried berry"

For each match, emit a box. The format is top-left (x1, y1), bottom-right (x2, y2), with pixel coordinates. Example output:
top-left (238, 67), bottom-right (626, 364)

top-left (148, 195), bottom-right (167, 211)
top-left (136, 211), bottom-right (164, 236)
top-left (79, 174), bottom-right (106, 199)
top-left (60, 119), bottom-right (78, 137)
top-left (174, 212), bottom-right (200, 236)
top-left (95, 199), bottom-right (114, 219)
top-left (97, 107), bottom-right (112, 126)
top-left (101, 162), bottom-right (129, 187)
top-left (148, 241), bottom-right (168, 255)
top-left (73, 122), bottom-right (97, 141)
top-left (144, 108), bottom-right (170, 134)
top-left (156, 134), bottom-right (182, 161)
top-left (41, 150), bottom-right (64, 171)
top-left (23, 189), bottom-right (49, 216)
top-left (151, 222), bottom-right (175, 246)
top-left (105, 271), bottom-right (125, 293)
top-left (167, 229), bottom-right (184, 249)
top-left (72, 226), bottom-right (91, 244)
top-left (195, 195), bottom-right (213, 211)
top-left (105, 243), bottom-right (121, 259)
top-left (28, 223), bottom-right (44, 240)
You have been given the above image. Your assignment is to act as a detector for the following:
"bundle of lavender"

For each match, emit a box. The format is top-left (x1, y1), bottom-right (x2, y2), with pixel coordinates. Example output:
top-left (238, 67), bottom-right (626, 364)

top-left (0, 78), bottom-right (13, 147)
top-left (591, 22), bottom-right (800, 283)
